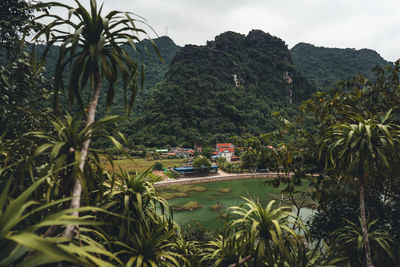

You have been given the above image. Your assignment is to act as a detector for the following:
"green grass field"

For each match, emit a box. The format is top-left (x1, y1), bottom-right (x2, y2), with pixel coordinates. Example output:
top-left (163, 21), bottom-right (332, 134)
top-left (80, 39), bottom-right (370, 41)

top-left (102, 157), bottom-right (186, 172)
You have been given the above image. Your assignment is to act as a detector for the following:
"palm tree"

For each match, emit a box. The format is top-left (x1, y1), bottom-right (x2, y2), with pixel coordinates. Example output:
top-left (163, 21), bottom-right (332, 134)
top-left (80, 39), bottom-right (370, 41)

top-left (33, 0), bottom-right (158, 238)
top-left (101, 169), bottom-right (182, 265)
top-left (319, 112), bottom-right (399, 267)
top-left (202, 231), bottom-right (248, 266)
top-left (31, 113), bottom-right (121, 204)
top-left (229, 199), bottom-right (298, 266)
top-left (333, 218), bottom-right (394, 266)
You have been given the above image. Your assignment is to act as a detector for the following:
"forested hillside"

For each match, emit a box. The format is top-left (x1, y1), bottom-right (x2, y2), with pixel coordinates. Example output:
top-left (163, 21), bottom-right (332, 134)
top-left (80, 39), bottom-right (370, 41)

top-left (109, 36), bottom-right (181, 116)
top-left (290, 42), bottom-right (392, 88)
top-left (26, 36), bottom-right (180, 116)
top-left (123, 30), bottom-right (314, 147)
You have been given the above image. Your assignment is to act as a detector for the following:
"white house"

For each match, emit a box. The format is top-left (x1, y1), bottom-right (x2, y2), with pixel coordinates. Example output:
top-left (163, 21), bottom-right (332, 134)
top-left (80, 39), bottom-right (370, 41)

top-left (215, 143), bottom-right (235, 162)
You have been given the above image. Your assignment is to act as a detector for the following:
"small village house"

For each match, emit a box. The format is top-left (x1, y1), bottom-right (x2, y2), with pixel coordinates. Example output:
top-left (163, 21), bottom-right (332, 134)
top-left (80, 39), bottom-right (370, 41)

top-left (214, 143), bottom-right (235, 162)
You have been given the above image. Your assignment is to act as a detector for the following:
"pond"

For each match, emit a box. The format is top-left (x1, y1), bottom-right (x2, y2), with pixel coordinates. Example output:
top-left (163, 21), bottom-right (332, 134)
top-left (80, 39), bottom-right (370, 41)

top-left (158, 178), bottom-right (311, 231)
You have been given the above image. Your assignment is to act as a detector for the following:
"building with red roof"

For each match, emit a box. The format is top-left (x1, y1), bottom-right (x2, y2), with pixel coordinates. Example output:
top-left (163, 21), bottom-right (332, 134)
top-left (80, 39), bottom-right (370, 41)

top-left (214, 143), bottom-right (235, 162)
top-left (216, 143), bottom-right (234, 148)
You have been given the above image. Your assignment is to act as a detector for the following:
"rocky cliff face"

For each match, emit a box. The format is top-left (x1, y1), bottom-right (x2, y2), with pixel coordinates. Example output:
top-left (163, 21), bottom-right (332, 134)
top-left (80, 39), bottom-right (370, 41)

top-left (124, 30), bottom-right (314, 147)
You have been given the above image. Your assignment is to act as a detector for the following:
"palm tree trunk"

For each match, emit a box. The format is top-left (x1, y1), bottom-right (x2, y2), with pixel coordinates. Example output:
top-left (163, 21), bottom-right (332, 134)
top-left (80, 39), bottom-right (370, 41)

top-left (360, 185), bottom-right (374, 267)
top-left (64, 71), bottom-right (102, 239)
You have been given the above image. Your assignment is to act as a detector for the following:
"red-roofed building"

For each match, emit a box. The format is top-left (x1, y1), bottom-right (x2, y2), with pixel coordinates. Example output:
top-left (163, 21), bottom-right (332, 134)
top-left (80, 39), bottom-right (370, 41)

top-left (215, 143), bottom-right (235, 162)
top-left (217, 143), bottom-right (234, 148)
top-left (218, 147), bottom-right (234, 153)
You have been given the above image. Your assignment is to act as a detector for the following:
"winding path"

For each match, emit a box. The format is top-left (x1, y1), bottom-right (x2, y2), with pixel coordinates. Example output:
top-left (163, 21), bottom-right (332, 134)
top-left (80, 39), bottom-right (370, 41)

top-left (154, 172), bottom-right (290, 188)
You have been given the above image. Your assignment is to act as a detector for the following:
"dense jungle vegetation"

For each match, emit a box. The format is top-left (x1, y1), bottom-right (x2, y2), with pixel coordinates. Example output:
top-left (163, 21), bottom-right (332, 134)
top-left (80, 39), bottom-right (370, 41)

top-left (125, 30), bottom-right (314, 147)
top-left (291, 42), bottom-right (392, 88)
top-left (1, 0), bottom-right (400, 266)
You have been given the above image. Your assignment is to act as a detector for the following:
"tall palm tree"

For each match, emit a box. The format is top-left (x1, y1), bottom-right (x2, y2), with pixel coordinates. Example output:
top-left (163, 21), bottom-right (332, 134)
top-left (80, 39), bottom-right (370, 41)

top-left (319, 112), bottom-right (399, 267)
top-left (33, 0), bottom-right (158, 238)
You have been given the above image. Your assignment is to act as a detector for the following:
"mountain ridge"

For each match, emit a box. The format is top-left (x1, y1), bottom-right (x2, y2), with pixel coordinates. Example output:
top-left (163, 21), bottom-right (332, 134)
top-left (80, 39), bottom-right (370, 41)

top-left (122, 30), bottom-right (314, 147)
top-left (290, 42), bottom-right (392, 88)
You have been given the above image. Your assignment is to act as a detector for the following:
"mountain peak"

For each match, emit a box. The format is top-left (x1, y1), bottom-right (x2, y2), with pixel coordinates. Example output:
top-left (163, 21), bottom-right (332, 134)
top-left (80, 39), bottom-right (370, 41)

top-left (128, 30), bottom-right (314, 147)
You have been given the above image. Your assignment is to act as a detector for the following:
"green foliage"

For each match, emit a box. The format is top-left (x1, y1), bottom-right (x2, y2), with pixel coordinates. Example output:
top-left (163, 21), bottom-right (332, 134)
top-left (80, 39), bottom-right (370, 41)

top-left (193, 157), bottom-right (212, 176)
top-left (202, 230), bottom-right (249, 266)
top-left (0, 0), bottom-right (44, 55)
top-left (21, 36), bottom-right (180, 120)
top-left (0, 50), bottom-right (51, 138)
top-left (216, 157), bottom-right (226, 166)
top-left (126, 30), bottom-right (314, 147)
top-left (0, 50), bottom-right (54, 196)
top-left (33, 0), bottom-right (157, 114)
top-left (181, 223), bottom-right (213, 242)
top-left (3, 0), bottom-right (400, 265)
top-left (230, 199), bottom-right (298, 265)
top-left (202, 147), bottom-right (214, 159)
top-left (332, 218), bottom-right (394, 266)
top-left (152, 161), bottom-right (163, 171)
top-left (30, 113), bottom-right (123, 204)
top-left (304, 61), bottom-right (400, 266)
top-left (291, 42), bottom-right (392, 89)
top-left (100, 168), bottom-right (182, 265)
top-left (164, 170), bottom-right (178, 179)
top-left (318, 113), bottom-right (399, 181)
top-left (0, 176), bottom-right (119, 266)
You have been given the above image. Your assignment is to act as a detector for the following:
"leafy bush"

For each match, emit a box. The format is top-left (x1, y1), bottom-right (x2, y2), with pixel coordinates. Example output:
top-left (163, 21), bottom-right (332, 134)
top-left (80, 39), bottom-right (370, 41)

top-left (193, 157), bottom-right (212, 176)
top-left (165, 170), bottom-right (178, 179)
top-left (152, 161), bottom-right (164, 171)
top-left (216, 157), bottom-right (227, 166)
top-left (181, 223), bottom-right (213, 242)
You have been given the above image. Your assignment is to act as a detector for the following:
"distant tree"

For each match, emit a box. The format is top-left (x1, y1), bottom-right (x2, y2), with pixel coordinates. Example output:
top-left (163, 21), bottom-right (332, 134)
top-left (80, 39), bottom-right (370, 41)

top-left (153, 152), bottom-right (161, 160)
top-left (152, 162), bottom-right (163, 171)
top-left (0, 0), bottom-right (43, 56)
top-left (240, 150), bottom-right (258, 171)
top-left (193, 157), bottom-right (212, 176)
top-left (216, 157), bottom-right (226, 167)
top-left (202, 147), bottom-right (214, 159)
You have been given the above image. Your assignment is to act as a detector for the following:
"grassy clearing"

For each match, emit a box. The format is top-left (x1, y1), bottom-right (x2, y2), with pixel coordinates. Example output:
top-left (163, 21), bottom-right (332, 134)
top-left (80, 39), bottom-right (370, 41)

top-left (102, 157), bottom-right (186, 172)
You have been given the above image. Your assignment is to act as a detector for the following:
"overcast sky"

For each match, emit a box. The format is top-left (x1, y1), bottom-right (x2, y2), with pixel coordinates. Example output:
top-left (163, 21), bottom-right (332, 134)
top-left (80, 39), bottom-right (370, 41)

top-left (43, 0), bottom-right (400, 62)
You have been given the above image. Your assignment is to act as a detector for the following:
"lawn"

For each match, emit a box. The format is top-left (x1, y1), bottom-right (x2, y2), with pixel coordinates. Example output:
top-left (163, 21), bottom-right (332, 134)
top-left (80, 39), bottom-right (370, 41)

top-left (102, 157), bottom-right (187, 172)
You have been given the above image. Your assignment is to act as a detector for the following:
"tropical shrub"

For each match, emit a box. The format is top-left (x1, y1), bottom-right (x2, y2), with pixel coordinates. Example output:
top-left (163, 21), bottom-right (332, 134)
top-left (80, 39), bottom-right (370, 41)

top-left (152, 161), bottom-right (164, 171)
top-left (193, 157), bottom-right (212, 176)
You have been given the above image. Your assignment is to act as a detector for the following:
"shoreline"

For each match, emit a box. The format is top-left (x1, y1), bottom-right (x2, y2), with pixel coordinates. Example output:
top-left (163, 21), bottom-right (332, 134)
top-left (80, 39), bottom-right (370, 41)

top-left (154, 172), bottom-right (291, 188)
